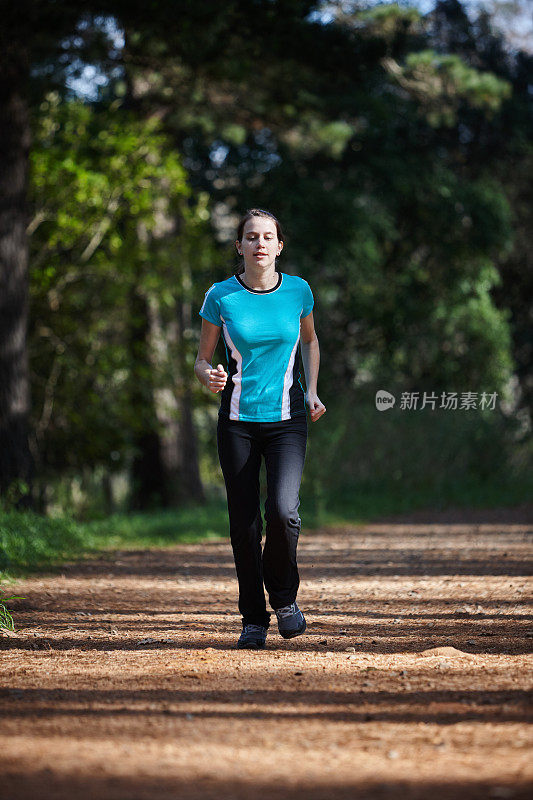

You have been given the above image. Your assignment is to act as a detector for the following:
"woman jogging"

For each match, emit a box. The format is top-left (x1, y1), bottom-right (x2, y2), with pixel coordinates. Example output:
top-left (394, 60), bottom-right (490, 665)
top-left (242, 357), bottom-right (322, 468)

top-left (194, 208), bottom-right (326, 649)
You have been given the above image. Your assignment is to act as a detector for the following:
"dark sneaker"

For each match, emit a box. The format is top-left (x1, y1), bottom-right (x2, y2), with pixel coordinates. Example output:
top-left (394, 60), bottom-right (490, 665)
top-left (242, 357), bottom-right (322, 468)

top-left (237, 624), bottom-right (267, 650)
top-left (275, 602), bottom-right (306, 639)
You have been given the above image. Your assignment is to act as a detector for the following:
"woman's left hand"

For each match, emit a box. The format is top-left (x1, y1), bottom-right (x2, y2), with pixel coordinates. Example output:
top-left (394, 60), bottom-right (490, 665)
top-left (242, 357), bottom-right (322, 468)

top-left (306, 392), bottom-right (326, 422)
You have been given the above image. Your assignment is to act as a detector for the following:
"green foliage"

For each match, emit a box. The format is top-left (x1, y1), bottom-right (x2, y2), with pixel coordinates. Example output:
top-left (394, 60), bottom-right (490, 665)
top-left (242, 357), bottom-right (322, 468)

top-left (30, 92), bottom-right (190, 279)
top-left (433, 267), bottom-right (515, 393)
top-left (362, 4), bottom-right (422, 26)
top-left (0, 481), bottom-right (32, 512)
top-left (301, 387), bottom-right (532, 524)
top-left (28, 94), bottom-right (216, 480)
top-left (0, 597), bottom-right (26, 633)
top-left (279, 115), bottom-right (357, 159)
top-left (384, 49), bottom-right (512, 126)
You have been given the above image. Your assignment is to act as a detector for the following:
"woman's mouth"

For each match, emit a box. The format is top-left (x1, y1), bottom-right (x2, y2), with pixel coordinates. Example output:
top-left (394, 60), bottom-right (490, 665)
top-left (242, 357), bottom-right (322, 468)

top-left (255, 254), bottom-right (267, 258)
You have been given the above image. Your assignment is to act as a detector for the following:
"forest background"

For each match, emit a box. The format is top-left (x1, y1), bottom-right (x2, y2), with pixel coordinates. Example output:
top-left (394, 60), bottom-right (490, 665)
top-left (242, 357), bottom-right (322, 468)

top-left (0, 0), bottom-right (531, 575)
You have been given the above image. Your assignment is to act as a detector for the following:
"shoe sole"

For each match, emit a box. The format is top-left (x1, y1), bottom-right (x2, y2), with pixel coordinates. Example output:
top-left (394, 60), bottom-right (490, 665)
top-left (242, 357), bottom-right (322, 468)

top-left (237, 641), bottom-right (266, 650)
top-left (279, 618), bottom-right (307, 640)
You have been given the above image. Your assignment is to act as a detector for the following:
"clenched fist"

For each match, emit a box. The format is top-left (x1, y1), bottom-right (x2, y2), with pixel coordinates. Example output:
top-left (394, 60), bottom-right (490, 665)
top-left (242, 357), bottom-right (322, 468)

top-left (208, 363), bottom-right (228, 394)
top-left (306, 391), bottom-right (326, 421)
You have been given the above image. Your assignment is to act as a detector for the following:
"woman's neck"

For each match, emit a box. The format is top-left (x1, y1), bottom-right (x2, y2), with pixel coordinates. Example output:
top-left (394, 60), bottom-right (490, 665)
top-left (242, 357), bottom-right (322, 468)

top-left (241, 266), bottom-right (278, 291)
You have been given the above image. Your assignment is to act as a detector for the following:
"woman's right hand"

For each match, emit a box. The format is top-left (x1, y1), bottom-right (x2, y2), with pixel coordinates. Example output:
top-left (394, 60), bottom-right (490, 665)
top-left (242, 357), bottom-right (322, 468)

top-left (208, 363), bottom-right (228, 393)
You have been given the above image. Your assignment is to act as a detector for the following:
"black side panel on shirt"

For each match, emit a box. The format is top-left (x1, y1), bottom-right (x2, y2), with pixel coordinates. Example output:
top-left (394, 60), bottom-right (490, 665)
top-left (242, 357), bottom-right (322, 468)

top-left (219, 337), bottom-right (237, 419)
top-left (289, 345), bottom-right (306, 417)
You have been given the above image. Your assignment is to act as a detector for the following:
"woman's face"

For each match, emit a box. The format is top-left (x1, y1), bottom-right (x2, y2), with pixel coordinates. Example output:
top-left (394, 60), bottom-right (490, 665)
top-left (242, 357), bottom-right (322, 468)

top-left (237, 217), bottom-right (283, 270)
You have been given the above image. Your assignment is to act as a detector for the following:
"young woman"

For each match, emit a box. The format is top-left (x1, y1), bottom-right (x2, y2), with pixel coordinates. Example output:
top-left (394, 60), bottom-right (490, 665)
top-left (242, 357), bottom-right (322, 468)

top-left (194, 208), bottom-right (326, 649)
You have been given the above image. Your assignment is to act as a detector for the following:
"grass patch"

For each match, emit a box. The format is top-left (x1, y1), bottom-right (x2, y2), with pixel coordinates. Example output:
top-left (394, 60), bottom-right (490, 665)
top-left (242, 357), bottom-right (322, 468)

top-left (0, 512), bottom-right (87, 579)
top-left (83, 501), bottom-right (229, 549)
top-left (0, 500), bottom-right (229, 581)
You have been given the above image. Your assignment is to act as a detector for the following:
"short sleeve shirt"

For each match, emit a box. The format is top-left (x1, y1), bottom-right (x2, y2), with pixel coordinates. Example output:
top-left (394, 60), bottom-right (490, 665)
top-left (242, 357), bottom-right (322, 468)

top-left (199, 271), bottom-right (314, 421)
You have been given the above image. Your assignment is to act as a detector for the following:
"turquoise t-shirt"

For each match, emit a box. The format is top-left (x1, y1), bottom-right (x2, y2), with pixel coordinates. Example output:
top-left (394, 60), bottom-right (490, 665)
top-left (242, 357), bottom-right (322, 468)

top-left (199, 271), bottom-right (314, 422)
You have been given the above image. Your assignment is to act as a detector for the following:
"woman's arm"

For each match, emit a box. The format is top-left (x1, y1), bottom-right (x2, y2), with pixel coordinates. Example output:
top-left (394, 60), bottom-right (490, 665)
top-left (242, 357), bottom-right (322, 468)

top-left (194, 319), bottom-right (228, 393)
top-left (300, 311), bottom-right (326, 422)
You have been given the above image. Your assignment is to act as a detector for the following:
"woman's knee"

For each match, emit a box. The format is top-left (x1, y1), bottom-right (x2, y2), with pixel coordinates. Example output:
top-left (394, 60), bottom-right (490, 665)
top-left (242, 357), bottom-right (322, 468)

top-left (265, 500), bottom-right (300, 528)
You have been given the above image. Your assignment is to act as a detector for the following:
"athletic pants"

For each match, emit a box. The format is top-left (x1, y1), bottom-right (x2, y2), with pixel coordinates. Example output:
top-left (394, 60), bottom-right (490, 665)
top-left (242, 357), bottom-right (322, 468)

top-left (216, 413), bottom-right (308, 629)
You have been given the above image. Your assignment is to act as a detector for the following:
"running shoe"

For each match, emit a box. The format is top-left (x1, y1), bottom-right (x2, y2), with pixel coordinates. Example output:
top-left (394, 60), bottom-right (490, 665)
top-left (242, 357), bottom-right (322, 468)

top-left (237, 624), bottom-right (267, 650)
top-left (275, 602), bottom-right (307, 639)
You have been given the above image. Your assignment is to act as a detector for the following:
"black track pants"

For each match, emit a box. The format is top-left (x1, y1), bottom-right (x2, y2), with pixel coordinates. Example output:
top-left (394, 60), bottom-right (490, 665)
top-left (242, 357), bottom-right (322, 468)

top-left (216, 413), bottom-right (308, 629)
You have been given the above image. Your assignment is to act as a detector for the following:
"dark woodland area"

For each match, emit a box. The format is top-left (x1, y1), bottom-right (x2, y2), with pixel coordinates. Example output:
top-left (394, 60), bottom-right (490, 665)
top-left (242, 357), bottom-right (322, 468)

top-left (0, 0), bottom-right (531, 519)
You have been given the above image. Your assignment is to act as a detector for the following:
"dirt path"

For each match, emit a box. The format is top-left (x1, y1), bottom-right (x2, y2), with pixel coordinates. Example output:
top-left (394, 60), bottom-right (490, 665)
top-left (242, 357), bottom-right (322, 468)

top-left (1, 507), bottom-right (532, 799)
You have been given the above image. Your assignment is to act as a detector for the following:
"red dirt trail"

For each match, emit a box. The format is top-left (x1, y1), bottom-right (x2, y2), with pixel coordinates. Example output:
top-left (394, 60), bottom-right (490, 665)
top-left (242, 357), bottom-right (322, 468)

top-left (1, 505), bottom-right (532, 799)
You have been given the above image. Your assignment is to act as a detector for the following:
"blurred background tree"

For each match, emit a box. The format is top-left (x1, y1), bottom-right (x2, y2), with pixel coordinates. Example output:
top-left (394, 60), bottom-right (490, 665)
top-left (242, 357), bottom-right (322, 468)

top-left (28, 94), bottom-right (217, 510)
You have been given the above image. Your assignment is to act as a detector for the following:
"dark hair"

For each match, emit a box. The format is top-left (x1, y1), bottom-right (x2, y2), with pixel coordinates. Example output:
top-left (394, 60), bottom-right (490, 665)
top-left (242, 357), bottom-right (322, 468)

top-left (234, 208), bottom-right (285, 275)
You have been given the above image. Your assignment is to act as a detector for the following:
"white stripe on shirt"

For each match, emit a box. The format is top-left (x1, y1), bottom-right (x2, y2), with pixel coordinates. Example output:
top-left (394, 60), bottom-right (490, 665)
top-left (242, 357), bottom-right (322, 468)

top-left (281, 334), bottom-right (300, 420)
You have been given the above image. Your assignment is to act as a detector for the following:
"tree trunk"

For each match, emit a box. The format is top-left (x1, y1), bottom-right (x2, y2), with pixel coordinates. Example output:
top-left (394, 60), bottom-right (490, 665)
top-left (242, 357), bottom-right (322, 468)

top-left (175, 284), bottom-right (205, 503)
top-left (0, 51), bottom-right (33, 507)
top-left (146, 291), bottom-right (205, 506)
top-left (128, 286), bottom-right (167, 510)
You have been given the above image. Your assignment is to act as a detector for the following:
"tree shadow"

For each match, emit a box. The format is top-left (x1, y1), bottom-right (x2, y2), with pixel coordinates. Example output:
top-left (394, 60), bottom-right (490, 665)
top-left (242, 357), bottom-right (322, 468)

top-left (1, 771), bottom-right (531, 800)
top-left (1, 686), bottom-right (531, 725)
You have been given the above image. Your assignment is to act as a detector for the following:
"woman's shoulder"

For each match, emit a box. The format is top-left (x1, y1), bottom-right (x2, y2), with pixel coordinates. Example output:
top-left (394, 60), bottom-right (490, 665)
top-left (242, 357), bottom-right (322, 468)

top-left (281, 272), bottom-right (312, 288)
top-left (284, 273), bottom-right (313, 298)
top-left (204, 274), bottom-right (239, 295)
